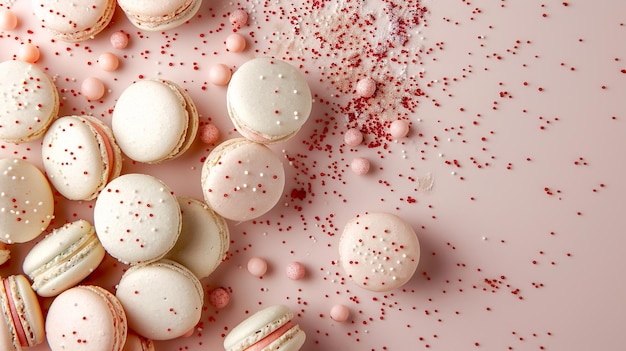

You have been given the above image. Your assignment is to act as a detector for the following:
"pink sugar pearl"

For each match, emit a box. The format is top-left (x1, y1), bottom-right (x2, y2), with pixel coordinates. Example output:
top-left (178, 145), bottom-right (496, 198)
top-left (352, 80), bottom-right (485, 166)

top-left (110, 31), bottom-right (129, 49)
top-left (344, 128), bottom-right (363, 146)
top-left (225, 33), bottom-right (246, 52)
top-left (98, 52), bottom-right (119, 72)
top-left (286, 261), bottom-right (306, 280)
top-left (209, 64), bottom-right (232, 86)
top-left (199, 123), bottom-right (220, 144)
top-left (389, 119), bottom-right (410, 138)
top-left (330, 304), bottom-right (350, 322)
top-left (18, 43), bottom-right (40, 63)
top-left (208, 287), bottom-right (230, 309)
top-left (247, 257), bottom-right (268, 277)
top-left (356, 77), bottom-right (376, 98)
top-left (81, 77), bottom-right (105, 101)
top-left (229, 9), bottom-right (248, 29)
top-left (350, 157), bottom-right (370, 175)
top-left (0, 9), bottom-right (18, 31)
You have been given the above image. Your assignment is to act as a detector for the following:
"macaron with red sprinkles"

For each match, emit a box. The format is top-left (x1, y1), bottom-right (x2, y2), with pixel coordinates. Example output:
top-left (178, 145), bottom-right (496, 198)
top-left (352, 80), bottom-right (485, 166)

top-left (93, 173), bottom-right (182, 265)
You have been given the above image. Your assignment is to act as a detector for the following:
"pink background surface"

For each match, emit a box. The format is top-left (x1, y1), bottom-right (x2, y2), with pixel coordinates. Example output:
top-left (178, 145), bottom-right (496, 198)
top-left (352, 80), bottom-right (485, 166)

top-left (1, 0), bottom-right (625, 350)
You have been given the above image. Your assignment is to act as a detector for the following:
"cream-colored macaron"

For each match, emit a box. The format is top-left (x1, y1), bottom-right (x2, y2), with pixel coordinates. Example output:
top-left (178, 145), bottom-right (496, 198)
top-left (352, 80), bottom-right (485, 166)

top-left (0, 60), bottom-right (59, 143)
top-left (42, 115), bottom-right (122, 201)
top-left (117, 0), bottom-right (202, 31)
top-left (112, 79), bottom-right (199, 164)
top-left (31, 0), bottom-right (116, 42)
top-left (227, 58), bottom-right (312, 143)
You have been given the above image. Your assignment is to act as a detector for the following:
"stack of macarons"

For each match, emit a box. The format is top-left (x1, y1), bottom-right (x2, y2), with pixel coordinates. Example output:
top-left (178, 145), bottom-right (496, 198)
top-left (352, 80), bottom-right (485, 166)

top-left (200, 57), bottom-right (313, 222)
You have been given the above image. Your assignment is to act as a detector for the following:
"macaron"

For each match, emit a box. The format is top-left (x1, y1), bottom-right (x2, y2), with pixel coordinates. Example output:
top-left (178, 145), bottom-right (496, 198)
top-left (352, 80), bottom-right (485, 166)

top-left (22, 219), bottom-right (106, 297)
top-left (0, 243), bottom-right (10, 266)
top-left (123, 331), bottom-right (155, 351)
top-left (0, 60), bottom-right (59, 143)
top-left (112, 79), bottom-right (199, 164)
top-left (93, 173), bottom-right (182, 265)
top-left (31, 0), bottom-right (116, 42)
top-left (164, 197), bottom-right (230, 279)
top-left (338, 212), bottom-right (420, 292)
top-left (227, 58), bottom-right (312, 143)
top-left (0, 275), bottom-right (45, 350)
top-left (46, 285), bottom-right (127, 351)
top-left (0, 158), bottom-right (54, 244)
top-left (115, 259), bottom-right (204, 340)
top-left (117, 0), bottom-right (202, 31)
top-left (224, 304), bottom-right (306, 351)
top-left (201, 138), bottom-right (285, 222)
top-left (42, 115), bottom-right (122, 201)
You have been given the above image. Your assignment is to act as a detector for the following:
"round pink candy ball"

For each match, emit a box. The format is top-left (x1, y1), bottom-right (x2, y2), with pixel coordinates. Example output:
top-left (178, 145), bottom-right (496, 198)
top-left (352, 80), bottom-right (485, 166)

top-left (18, 43), bottom-right (40, 63)
top-left (208, 287), bottom-right (230, 309)
top-left (356, 77), bottom-right (376, 98)
top-left (286, 262), bottom-right (306, 280)
top-left (229, 9), bottom-right (248, 29)
top-left (330, 304), bottom-right (350, 322)
top-left (0, 9), bottom-right (18, 31)
top-left (110, 31), bottom-right (129, 49)
top-left (350, 157), bottom-right (370, 175)
top-left (225, 33), bottom-right (246, 52)
top-left (199, 123), bottom-right (220, 144)
top-left (389, 119), bottom-right (410, 139)
top-left (98, 52), bottom-right (119, 72)
top-left (344, 128), bottom-right (363, 146)
top-left (247, 257), bottom-right (268, 277)
top-left (209, 64), bottom-right (232, 86)
top-left (81, 77), bottom-right (105, 101)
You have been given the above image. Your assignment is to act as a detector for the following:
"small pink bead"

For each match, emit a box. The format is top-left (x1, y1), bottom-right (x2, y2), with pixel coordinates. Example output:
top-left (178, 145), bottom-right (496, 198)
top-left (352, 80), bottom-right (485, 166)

top-left (286, 261), bottom-right (306, 280)
top-left (350, 157), bottom-right (370, 175)
top-left (247, 257), bottom-right (268, 277)
top-left (330, 304), bottom-right (350, 322)
top-left (199, 123), bottom-right (220, 144)
top-left (0, 9), bottom-right (18, 31)
top-left (225, 33), bottom-right (246, 52)
top-left (98, 52), bottom-right (119, 72)
top-left (81, 77), bottom-right (105, 101)
top-left (229, 9), bottom-right (248, 29)
top-left (389, 119), bottom-right (410, 138)
top-left (208, 287), bottom-right (230, 309)
top-left (209, 64), bottom-right (232, 86)
top-left (356, 77), bottom-right (376, 98)
top-left (344, 128), bottom-right (363, 146)
top-left (18, 43), bottom-right (40, 63)
top-left (110, 31), bottom-right (129, 49)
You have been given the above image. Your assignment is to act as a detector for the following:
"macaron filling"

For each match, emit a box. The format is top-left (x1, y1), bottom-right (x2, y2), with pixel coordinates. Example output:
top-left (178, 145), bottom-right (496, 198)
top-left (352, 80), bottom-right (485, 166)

top-left (244, 320), bottom-right (294, 351)
top-left (3, 279), bottom-right (28, 347)
top-left (84, 117), bottom-right (115, 184)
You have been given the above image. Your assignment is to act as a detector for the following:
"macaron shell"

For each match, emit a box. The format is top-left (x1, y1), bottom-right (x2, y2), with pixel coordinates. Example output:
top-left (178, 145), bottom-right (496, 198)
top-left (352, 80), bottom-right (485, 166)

top-left (338, 212), bottom-right (420, 292)
top-left (118, 0), bottom-right (201, 31)
top-left (115, 260), bottom-right (204, 340)
top-left (0, 60), bottom-right (59, 143)
top-left (112, 79), bottom-right (198, 164)
top-left (0, 158), bottom-right (54, 244)
top-left (201, 138), bottom-right (285, 222)
top-left (224, 304), bottom-right (294, 351)
top-left (31, 0), bottom-right (116, 42)
top-left (46, 285), bottom-right (127, 351)
top-left (122, 332), bottom-right (155, 351)
top-left (227, 58), bottom-right (312, 143)
top-left (164, 197), bottom-right (230, 279)
top-left (23, 220), bottom-right (105, 297)
top-left (93, 173), bottom-right (182, 265)
top-left (42, 115), bottom-right (121, 200)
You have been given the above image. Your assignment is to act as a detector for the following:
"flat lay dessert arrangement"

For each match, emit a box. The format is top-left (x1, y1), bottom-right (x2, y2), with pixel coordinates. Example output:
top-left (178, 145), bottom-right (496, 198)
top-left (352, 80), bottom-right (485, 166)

top-left (0, 0), bottom-right (624, 350)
